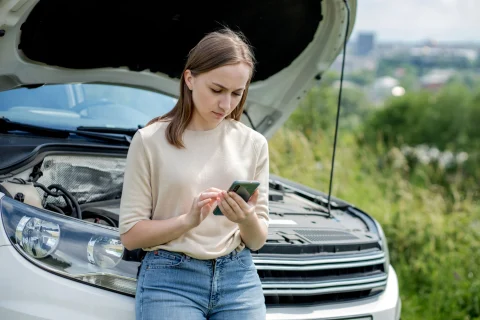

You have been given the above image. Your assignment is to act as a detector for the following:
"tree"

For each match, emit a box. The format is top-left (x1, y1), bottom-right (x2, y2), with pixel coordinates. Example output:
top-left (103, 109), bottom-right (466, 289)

top-left (286, 83), bottom-right (338, 138)
top-left (362, 83), bottom-right (479, 152)
top-left (346, 70), bottom-right (375, 86)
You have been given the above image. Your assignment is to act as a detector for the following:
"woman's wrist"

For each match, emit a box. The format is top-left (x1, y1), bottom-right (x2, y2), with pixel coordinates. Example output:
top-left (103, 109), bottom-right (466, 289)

top-left (179, 213), bottom-right (197, 231)
top-left (238, 213), bottom-right (267, 251)
top-left (237, 212), bottom-right (258, 227)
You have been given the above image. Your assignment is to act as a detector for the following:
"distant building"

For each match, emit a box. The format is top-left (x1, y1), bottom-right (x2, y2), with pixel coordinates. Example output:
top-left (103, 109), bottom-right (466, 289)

top-left (356, 32), bottom-right (376, 56)
top-left (330, 54), bottom-right (377, 73)
top-left (369, 76), bottom-right (405, 105)
top-left (420, 69), bottom-right (456, 90)
top-left (409, 46), bottom-right (478, 64)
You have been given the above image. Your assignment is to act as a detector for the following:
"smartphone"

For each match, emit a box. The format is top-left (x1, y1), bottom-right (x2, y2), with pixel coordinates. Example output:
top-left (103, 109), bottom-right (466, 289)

top-left (213, 180), bottom-right (260, 216)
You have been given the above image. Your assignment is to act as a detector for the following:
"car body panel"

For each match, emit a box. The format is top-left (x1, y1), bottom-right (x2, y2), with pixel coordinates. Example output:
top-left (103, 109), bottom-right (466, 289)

top-left (0, 1), bottom-right (402, 319)
top-left (0, 0), bottom-right (357, 138)
top-left (0, 242), bottom-right (400, 320)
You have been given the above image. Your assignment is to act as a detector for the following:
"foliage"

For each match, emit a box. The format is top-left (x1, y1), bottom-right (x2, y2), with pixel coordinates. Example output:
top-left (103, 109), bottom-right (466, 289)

top-left (361, 83), bottom-right (480, 196)
top-left (345, 70), bottom-right (376, 86)
top-left (448, 72), bottom-right (480, 90)
top-left (285, 80), bottom-right (370, 137)
top-left (268, 82), bottom-right (480, 320)
top-left (378, 54), bottom-right (474, 77)
top-left (362, 83), bottom-right (480, 151)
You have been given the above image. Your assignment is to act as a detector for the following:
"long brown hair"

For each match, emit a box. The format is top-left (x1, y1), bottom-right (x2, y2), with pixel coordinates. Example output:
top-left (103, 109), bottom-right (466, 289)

top-left (147, 28), bottom-right (256, 148)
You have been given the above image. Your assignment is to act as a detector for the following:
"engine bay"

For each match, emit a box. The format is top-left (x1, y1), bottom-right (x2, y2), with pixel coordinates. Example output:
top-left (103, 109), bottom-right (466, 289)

top-left (0, 153), bottom-right (379, 252)
top-left (0, 154), bottom-right (126, 227)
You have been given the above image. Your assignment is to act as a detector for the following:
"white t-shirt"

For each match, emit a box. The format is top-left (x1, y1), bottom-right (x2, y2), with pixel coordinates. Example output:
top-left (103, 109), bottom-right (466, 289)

top-left (119, 118), bottom-right (269, 260)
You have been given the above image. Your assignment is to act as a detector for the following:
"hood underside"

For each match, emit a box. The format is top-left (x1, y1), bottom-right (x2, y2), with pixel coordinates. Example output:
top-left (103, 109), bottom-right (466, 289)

top-left (19, 1), bottom-right (320, 82)
top-left (0, 0), bottom-right (356, 137)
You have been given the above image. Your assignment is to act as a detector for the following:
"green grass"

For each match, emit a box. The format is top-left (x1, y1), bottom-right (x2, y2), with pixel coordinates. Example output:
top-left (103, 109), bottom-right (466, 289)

top-left (268, 127), bottom-right (480, 320)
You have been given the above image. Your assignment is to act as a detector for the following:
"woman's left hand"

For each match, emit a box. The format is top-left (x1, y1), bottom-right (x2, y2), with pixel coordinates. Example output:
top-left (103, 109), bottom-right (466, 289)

top-left (217, 189), bottom-right (259, 224)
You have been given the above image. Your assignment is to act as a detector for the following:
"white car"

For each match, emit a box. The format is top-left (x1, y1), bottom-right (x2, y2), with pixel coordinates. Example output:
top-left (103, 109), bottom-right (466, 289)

top-left (0, 0), bottom-right (401, 319)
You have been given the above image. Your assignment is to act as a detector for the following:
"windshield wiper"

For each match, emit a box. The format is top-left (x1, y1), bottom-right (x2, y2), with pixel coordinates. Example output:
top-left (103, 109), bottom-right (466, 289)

top-left (0, 117), bottom-right (131, 145)
top-left (76, 126), bottom-right (139, 136)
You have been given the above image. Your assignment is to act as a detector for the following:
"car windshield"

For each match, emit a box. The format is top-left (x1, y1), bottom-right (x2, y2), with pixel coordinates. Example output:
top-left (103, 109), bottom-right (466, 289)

top-left (0, 84), bottom-right (177, 130)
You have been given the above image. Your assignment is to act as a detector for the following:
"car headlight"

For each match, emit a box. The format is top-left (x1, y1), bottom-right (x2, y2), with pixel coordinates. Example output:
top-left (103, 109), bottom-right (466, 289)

top-left (15, 216), bottom-right (61, 258)
top-left (0, 193), bottom-right (138, 296)
top-left (374, 219), bottom-right (390, 274)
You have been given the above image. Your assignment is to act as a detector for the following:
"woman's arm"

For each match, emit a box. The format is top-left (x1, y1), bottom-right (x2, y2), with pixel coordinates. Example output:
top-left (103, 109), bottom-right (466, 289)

top-left (242, 137), bottom-right (270, 250)
top-left (218, 138), bottom-right (270, 251)
top-left (121, 191), bottom-right (220, 251)
top-left (237, 192), bottom-right (268, 251)
top-left (219, 189), bottom-right (268, 251)
top-left (120, 215), bottom-right (192, 251)
top-left (118, 132), bottom-right (219, 251)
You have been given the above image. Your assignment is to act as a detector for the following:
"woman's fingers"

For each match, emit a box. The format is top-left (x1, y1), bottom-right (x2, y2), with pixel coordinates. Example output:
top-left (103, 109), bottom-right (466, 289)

top-left (194, 188), bottom-right (259, 223)
top-left (247, 189), bottom-right (259, 206)
top-left (199, 191), bottom-right (220, 201)
top-left (200, 200), bottom-right (217, 218)
top-left (218, 199), bottom-right (235, 218)
top-left (224, 192), bottom-right (243, 214)
top-left (197, 198), bottom-right (211, 208)
top-left (228, 192), bottom-right (250, 211)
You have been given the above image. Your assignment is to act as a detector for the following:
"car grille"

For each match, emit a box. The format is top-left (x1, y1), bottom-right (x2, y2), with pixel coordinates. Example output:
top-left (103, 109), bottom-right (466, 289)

top-left (294, 229), bottom-right (360, 242)
top-left (253, 251), bottom-right (387, 306)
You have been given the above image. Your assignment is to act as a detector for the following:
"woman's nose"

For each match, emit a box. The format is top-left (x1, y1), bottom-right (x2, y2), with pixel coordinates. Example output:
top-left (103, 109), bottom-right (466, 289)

top-left (218, 94), bottom-right (231, 111)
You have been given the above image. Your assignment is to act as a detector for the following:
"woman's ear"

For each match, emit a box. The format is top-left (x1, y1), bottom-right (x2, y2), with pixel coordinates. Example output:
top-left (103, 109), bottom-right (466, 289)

top-left (184, 69), bottom-right (194, 91)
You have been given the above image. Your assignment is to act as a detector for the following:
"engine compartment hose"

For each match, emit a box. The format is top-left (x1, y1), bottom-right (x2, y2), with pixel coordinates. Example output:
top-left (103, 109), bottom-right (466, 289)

top-left (33, 182), bottom-right (82, 219)
top-left (48, 184), bottom-right (82, 220)
top-left (83, 211), bottom-right (117, 227)
top-left (46, 203), bottom-right (65, 215)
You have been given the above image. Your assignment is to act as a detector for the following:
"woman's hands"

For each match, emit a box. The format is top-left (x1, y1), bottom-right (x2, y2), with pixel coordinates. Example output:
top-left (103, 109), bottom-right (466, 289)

top-left (181, 187), bottom-right (266, 251)
top-left (184, 188), bottom-right (221, 228)
top-left (217, 189), bottom-right (259, 225)
top-left (217, 189), bottom-right (267, 251)
top-left (184, 187), bottom-right (260, 229)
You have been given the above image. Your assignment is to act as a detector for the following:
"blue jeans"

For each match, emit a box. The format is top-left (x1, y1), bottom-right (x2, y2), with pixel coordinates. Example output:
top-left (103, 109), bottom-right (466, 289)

top-left (135, 248), bottom-right (266, 320)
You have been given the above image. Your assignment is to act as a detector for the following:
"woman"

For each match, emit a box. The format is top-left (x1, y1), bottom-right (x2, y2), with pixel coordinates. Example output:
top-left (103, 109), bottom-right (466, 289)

top-left (119, 28), bottom-right (269, 320)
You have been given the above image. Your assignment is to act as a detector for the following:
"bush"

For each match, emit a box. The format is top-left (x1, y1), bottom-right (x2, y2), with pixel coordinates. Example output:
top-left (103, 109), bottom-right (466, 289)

top-left (362, 83), bottom-right (480, 152)
top-left (269, 127), bottom-right (480, 320)
top-left (269, 81), bottom-right (480, 319)
top-left (361, 84), bottom-right (480, 195)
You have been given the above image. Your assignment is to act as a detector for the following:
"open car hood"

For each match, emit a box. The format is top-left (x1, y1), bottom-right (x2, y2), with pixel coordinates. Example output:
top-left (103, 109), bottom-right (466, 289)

top-left (0, 0), bottom-right (356, 138)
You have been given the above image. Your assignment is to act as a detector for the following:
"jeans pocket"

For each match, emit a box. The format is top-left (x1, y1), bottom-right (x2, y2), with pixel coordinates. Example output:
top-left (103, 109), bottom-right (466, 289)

top-left (145, 250), bottom-right (185, 269)
top-left (235, 250), bottom-right (256, 270)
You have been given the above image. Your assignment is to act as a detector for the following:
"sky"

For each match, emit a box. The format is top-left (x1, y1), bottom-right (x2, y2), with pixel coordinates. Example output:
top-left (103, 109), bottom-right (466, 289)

top-left (352, 0), bottom-right (480, 43)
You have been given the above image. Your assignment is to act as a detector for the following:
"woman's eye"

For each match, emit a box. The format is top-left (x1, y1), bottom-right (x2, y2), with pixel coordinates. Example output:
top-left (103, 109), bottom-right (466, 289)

top-left (233, 92), bottom-right (242, 97)
top-left (211, 88), bottom-right (221, 93)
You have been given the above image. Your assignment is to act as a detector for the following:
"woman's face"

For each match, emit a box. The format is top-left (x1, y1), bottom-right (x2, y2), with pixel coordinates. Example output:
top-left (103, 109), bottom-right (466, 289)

top-left (184, 63), bottom-right (251, 130)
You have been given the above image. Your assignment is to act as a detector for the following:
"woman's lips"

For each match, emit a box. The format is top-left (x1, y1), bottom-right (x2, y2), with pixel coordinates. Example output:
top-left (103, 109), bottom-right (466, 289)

top-left (212, 111), bottom-right (225, 118)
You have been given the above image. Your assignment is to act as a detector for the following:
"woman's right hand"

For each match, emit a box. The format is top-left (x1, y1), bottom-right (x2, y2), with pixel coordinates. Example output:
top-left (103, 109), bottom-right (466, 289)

top-left (184, 188), bottom-right (222, 228)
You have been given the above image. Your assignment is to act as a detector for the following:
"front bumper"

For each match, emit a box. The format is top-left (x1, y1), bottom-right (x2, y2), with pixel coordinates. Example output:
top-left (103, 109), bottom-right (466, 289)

top-left (0, 245), bottom-right (134, 320)
top-left (266, 265), bottom-right (401, 320)
top-left (0, 241), bottom-right (401, 320)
